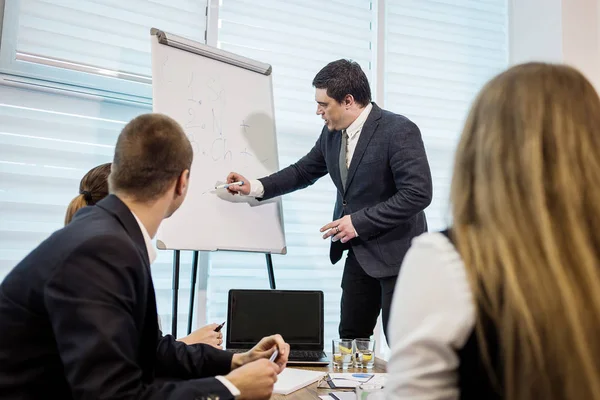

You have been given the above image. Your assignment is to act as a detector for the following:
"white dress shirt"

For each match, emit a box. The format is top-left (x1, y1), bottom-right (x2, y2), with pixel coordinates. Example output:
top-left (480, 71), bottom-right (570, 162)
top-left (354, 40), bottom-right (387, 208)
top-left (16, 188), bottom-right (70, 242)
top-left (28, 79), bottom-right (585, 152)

top-left (247, 103), bottom-right (374, 197)
top-left (131, 212), bottom-right (157, 264)
top-left (342, 102), bottom-right (372, 168)
top-left (384, 232), bottom-right (475, 400)
top-left (131, 211), bottom-right (241, 398)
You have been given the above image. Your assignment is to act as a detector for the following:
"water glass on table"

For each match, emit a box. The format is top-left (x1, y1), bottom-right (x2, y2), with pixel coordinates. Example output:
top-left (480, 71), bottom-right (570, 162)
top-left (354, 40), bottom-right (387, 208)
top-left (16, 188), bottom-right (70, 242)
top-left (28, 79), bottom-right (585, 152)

top-left (354, 338), bottom-right (376, 368)
top-left (332, 338), bottom-right (354, 369)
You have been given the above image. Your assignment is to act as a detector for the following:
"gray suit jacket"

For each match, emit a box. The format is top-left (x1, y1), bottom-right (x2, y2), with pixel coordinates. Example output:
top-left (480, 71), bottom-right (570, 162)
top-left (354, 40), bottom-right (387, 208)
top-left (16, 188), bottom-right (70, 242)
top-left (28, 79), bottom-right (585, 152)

top-left (259, 103), bottom-right (432, 278)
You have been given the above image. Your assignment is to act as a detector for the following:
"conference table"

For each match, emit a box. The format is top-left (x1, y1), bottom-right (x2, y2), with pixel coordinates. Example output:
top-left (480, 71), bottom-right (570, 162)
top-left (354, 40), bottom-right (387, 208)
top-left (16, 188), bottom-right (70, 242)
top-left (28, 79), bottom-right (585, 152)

top-left (272, 358), bottom-right (387, 400)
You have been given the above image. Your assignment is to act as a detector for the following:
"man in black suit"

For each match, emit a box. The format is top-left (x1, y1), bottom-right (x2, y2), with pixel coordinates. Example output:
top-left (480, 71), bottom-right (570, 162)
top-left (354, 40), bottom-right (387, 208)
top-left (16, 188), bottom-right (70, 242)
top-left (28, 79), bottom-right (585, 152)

top-left (227, 59), bottom-right (432, 341)
top-left (0, 113), bottom-right (289, 399)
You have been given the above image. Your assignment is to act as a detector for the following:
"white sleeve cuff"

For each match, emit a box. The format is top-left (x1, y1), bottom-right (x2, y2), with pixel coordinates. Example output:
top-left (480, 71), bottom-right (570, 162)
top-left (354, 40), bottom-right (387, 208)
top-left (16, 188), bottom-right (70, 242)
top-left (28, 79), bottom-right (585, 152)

top-left (215, 376), bottom-right (241, 398)
top-left (248, 179), bottom-right (265, 198)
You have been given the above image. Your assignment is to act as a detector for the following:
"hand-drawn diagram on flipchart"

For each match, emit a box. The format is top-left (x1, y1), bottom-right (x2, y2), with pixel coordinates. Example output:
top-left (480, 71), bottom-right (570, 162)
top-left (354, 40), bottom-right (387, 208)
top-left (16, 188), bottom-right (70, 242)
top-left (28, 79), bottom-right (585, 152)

top-left (184, 72), bottom-right (270, 181)
top-left (151, 30), bottom-right (286, 254)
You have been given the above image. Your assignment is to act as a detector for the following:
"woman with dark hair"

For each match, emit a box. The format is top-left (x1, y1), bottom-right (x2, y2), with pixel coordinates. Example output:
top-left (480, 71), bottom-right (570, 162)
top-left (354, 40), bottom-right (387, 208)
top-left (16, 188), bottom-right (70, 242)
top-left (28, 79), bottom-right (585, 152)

top-left (64, 163), bottom-right (111, 225)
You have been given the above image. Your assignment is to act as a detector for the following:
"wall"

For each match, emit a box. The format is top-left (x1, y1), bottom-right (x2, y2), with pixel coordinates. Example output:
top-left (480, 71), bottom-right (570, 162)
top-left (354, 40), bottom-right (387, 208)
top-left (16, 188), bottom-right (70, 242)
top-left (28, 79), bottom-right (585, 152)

top-left (561, 0), bottom-right (600, 90)
top-left (509, 0), bottom-right (563, 63)
top-left (510, 0), bottom-right (600, 90)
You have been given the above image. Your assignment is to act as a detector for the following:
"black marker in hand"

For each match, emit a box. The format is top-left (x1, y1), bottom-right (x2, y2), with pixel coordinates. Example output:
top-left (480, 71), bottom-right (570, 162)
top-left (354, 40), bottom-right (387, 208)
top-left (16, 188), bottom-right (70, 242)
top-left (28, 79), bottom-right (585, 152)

top-left (214, 321), bottom-right (226, 332)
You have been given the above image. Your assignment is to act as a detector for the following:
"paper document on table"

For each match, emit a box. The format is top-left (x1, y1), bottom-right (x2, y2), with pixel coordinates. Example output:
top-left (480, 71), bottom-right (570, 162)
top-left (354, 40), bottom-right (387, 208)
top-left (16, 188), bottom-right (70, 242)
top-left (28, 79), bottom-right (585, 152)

top-left (320, 392), bottom-right (357, 400)
top-left (273, 368), bottom-right (326, 395)
top-left (327, 373), bottom-right (388, 389)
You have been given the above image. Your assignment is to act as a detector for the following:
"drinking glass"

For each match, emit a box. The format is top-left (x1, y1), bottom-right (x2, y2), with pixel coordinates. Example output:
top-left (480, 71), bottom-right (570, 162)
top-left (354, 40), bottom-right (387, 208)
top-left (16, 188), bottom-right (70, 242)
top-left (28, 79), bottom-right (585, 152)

top-left (332, 338), bottom-right (354, 369)
top-left (354, 338), bottom-right (376, 368)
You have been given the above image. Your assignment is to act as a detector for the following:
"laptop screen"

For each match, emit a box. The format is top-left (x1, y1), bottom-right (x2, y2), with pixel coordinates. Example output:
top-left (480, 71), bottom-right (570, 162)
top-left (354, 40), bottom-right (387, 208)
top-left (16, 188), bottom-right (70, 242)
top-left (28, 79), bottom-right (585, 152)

top-left (226, 289), bottom-right (323, 349)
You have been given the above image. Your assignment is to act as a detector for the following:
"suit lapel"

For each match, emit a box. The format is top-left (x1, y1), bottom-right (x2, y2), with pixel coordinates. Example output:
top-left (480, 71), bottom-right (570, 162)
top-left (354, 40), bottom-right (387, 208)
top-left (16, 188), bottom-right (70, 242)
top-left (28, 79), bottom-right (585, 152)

top-left (331, 128), bottom-right (345, 193)
top-left (345, 103), bottom-right (382, 192)
top-left (96, 194), bottom-right (151, 268)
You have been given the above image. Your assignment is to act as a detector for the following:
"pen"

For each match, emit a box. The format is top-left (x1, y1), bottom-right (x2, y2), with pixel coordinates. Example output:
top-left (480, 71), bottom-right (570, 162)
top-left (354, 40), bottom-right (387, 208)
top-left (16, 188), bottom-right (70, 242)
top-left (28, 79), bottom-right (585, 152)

top-left (214, 321), bottom-right (226, 332)
top-left (215, 181), bottom-right (244, 189)
top-left (269, 348), bottom-right (279, 362)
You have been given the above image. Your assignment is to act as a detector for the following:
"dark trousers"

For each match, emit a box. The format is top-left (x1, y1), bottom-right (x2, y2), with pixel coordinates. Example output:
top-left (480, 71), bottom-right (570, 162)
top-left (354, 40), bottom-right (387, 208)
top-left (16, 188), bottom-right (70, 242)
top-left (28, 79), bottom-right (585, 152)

top-left (339, 249), bottom-right (398, 344)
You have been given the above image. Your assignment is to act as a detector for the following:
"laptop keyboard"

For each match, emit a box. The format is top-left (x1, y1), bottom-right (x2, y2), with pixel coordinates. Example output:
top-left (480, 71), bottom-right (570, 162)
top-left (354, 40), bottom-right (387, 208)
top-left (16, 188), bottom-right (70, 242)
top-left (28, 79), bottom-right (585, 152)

top-left (227, 349), bottom-right (325, 360)
top-left (226, 349), bottom-right (247, 354)
top-left (288, 350), bottom-right (326, 360)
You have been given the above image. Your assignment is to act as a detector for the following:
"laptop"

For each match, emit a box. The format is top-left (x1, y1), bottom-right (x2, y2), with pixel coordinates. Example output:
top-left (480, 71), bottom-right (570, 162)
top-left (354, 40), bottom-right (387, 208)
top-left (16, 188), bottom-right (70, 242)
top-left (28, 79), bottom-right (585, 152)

top-left (225, 289), bottom-right (330, 365)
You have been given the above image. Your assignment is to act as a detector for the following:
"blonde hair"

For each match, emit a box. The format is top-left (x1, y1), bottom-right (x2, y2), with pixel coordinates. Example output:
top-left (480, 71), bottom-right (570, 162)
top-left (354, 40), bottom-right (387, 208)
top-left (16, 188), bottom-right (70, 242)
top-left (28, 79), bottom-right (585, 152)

top-left (64, 163), bottom-right (111, 225)
top-left (451, 62), bottom-right (600, 399)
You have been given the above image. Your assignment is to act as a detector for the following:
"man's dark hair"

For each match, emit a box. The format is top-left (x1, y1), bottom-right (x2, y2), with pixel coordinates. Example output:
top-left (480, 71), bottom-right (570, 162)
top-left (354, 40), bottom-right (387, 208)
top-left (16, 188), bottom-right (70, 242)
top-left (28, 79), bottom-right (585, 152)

top-left (312, 59), bottom-right (372, 107)
top-left (109, 113), bottom-right (193, 201)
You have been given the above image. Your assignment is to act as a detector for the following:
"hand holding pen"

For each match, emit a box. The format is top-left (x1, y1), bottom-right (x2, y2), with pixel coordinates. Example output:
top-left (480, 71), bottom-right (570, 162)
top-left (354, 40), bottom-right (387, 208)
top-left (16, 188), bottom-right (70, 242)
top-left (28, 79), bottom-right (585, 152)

top-left (214, 321), bottom-right (225, 332)
top-left (222, 172), bottom-right (251, 195)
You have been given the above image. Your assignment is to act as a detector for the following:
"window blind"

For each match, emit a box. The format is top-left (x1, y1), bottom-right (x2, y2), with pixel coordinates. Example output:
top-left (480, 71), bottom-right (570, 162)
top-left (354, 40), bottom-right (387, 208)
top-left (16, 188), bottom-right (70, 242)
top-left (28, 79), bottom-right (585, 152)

top-left (0, 83), bottom-right (149, 280)
top-left (1, 0), bottom-right (207, 98)
top-left (384, 0), bottom-right (508, 230)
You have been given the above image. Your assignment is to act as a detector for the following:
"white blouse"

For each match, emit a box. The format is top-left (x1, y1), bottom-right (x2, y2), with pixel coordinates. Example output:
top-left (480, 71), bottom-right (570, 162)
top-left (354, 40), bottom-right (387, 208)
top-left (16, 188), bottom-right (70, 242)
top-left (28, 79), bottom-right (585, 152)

top-left (384, 232), bottom-right (476, 400)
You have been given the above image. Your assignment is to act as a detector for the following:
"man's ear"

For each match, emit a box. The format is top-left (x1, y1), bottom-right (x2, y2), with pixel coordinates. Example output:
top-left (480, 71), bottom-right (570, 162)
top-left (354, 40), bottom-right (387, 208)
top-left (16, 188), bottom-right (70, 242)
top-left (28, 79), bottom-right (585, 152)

top-left (343, 94), bottom-right (355, 108)
top-left (175, 169), bottom-right (190, 196)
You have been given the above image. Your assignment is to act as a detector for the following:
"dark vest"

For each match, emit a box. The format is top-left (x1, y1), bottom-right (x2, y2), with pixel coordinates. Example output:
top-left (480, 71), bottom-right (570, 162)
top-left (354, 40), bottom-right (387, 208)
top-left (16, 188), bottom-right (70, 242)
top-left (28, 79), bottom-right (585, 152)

top-left (440, 229), bottom-right (503, 400)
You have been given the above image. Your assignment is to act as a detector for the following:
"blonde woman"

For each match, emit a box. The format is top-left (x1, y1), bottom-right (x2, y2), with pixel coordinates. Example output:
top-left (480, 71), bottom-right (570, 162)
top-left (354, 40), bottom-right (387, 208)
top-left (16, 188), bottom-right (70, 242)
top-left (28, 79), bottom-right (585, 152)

top-left (66, 163), bottom-right (223, 348)
top-left (385, 63), bottom-right (600, 400)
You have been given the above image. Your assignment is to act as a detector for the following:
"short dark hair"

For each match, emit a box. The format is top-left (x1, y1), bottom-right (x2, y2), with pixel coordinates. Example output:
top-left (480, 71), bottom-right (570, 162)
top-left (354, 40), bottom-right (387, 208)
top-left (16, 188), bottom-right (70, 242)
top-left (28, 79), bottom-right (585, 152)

top-left (109, 113), bottom-right (193, 201)
top-left (312, 59), bottom-right (372, 107)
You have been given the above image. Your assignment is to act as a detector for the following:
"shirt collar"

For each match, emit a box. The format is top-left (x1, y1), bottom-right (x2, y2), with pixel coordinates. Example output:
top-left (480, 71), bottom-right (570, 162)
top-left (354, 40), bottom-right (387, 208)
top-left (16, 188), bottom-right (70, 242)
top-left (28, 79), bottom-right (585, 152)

top-left (130, 211), bottom-right (157, 264)
top-left (344, 102), bottom-right (373, 139)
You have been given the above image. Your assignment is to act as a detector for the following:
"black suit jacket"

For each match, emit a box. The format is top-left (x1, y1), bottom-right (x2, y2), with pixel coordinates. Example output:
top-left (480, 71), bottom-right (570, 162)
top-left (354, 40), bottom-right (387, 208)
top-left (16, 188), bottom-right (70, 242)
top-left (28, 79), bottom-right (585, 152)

top-left (259, 103), bottom-right (432, 278)
top-left (0, 195), bottom-right (234, 399)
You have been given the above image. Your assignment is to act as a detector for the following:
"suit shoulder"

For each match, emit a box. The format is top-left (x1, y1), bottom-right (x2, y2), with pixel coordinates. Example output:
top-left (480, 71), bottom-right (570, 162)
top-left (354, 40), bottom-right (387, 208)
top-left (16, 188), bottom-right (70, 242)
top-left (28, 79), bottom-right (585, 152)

top-left (379, 109), bottom-right (421, 141)
top-left (57, 212), bottom-right (141, 268)
top-left (0, 221), bottom-right (139, 306)
top-left (71, 231), bottom-right (138, 258)
top-left (381, 109), bottom-right (419, 128)
top-left (48, 230), bottom-right (146, 294)
top-left (68, 208), bottom-right (131, 241)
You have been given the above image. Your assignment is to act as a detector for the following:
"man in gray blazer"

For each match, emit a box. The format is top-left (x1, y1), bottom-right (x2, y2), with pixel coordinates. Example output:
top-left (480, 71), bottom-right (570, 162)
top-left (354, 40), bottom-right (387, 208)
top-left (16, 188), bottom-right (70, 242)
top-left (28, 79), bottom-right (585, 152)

top-left (226, 59), bottom-right (432, 341)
